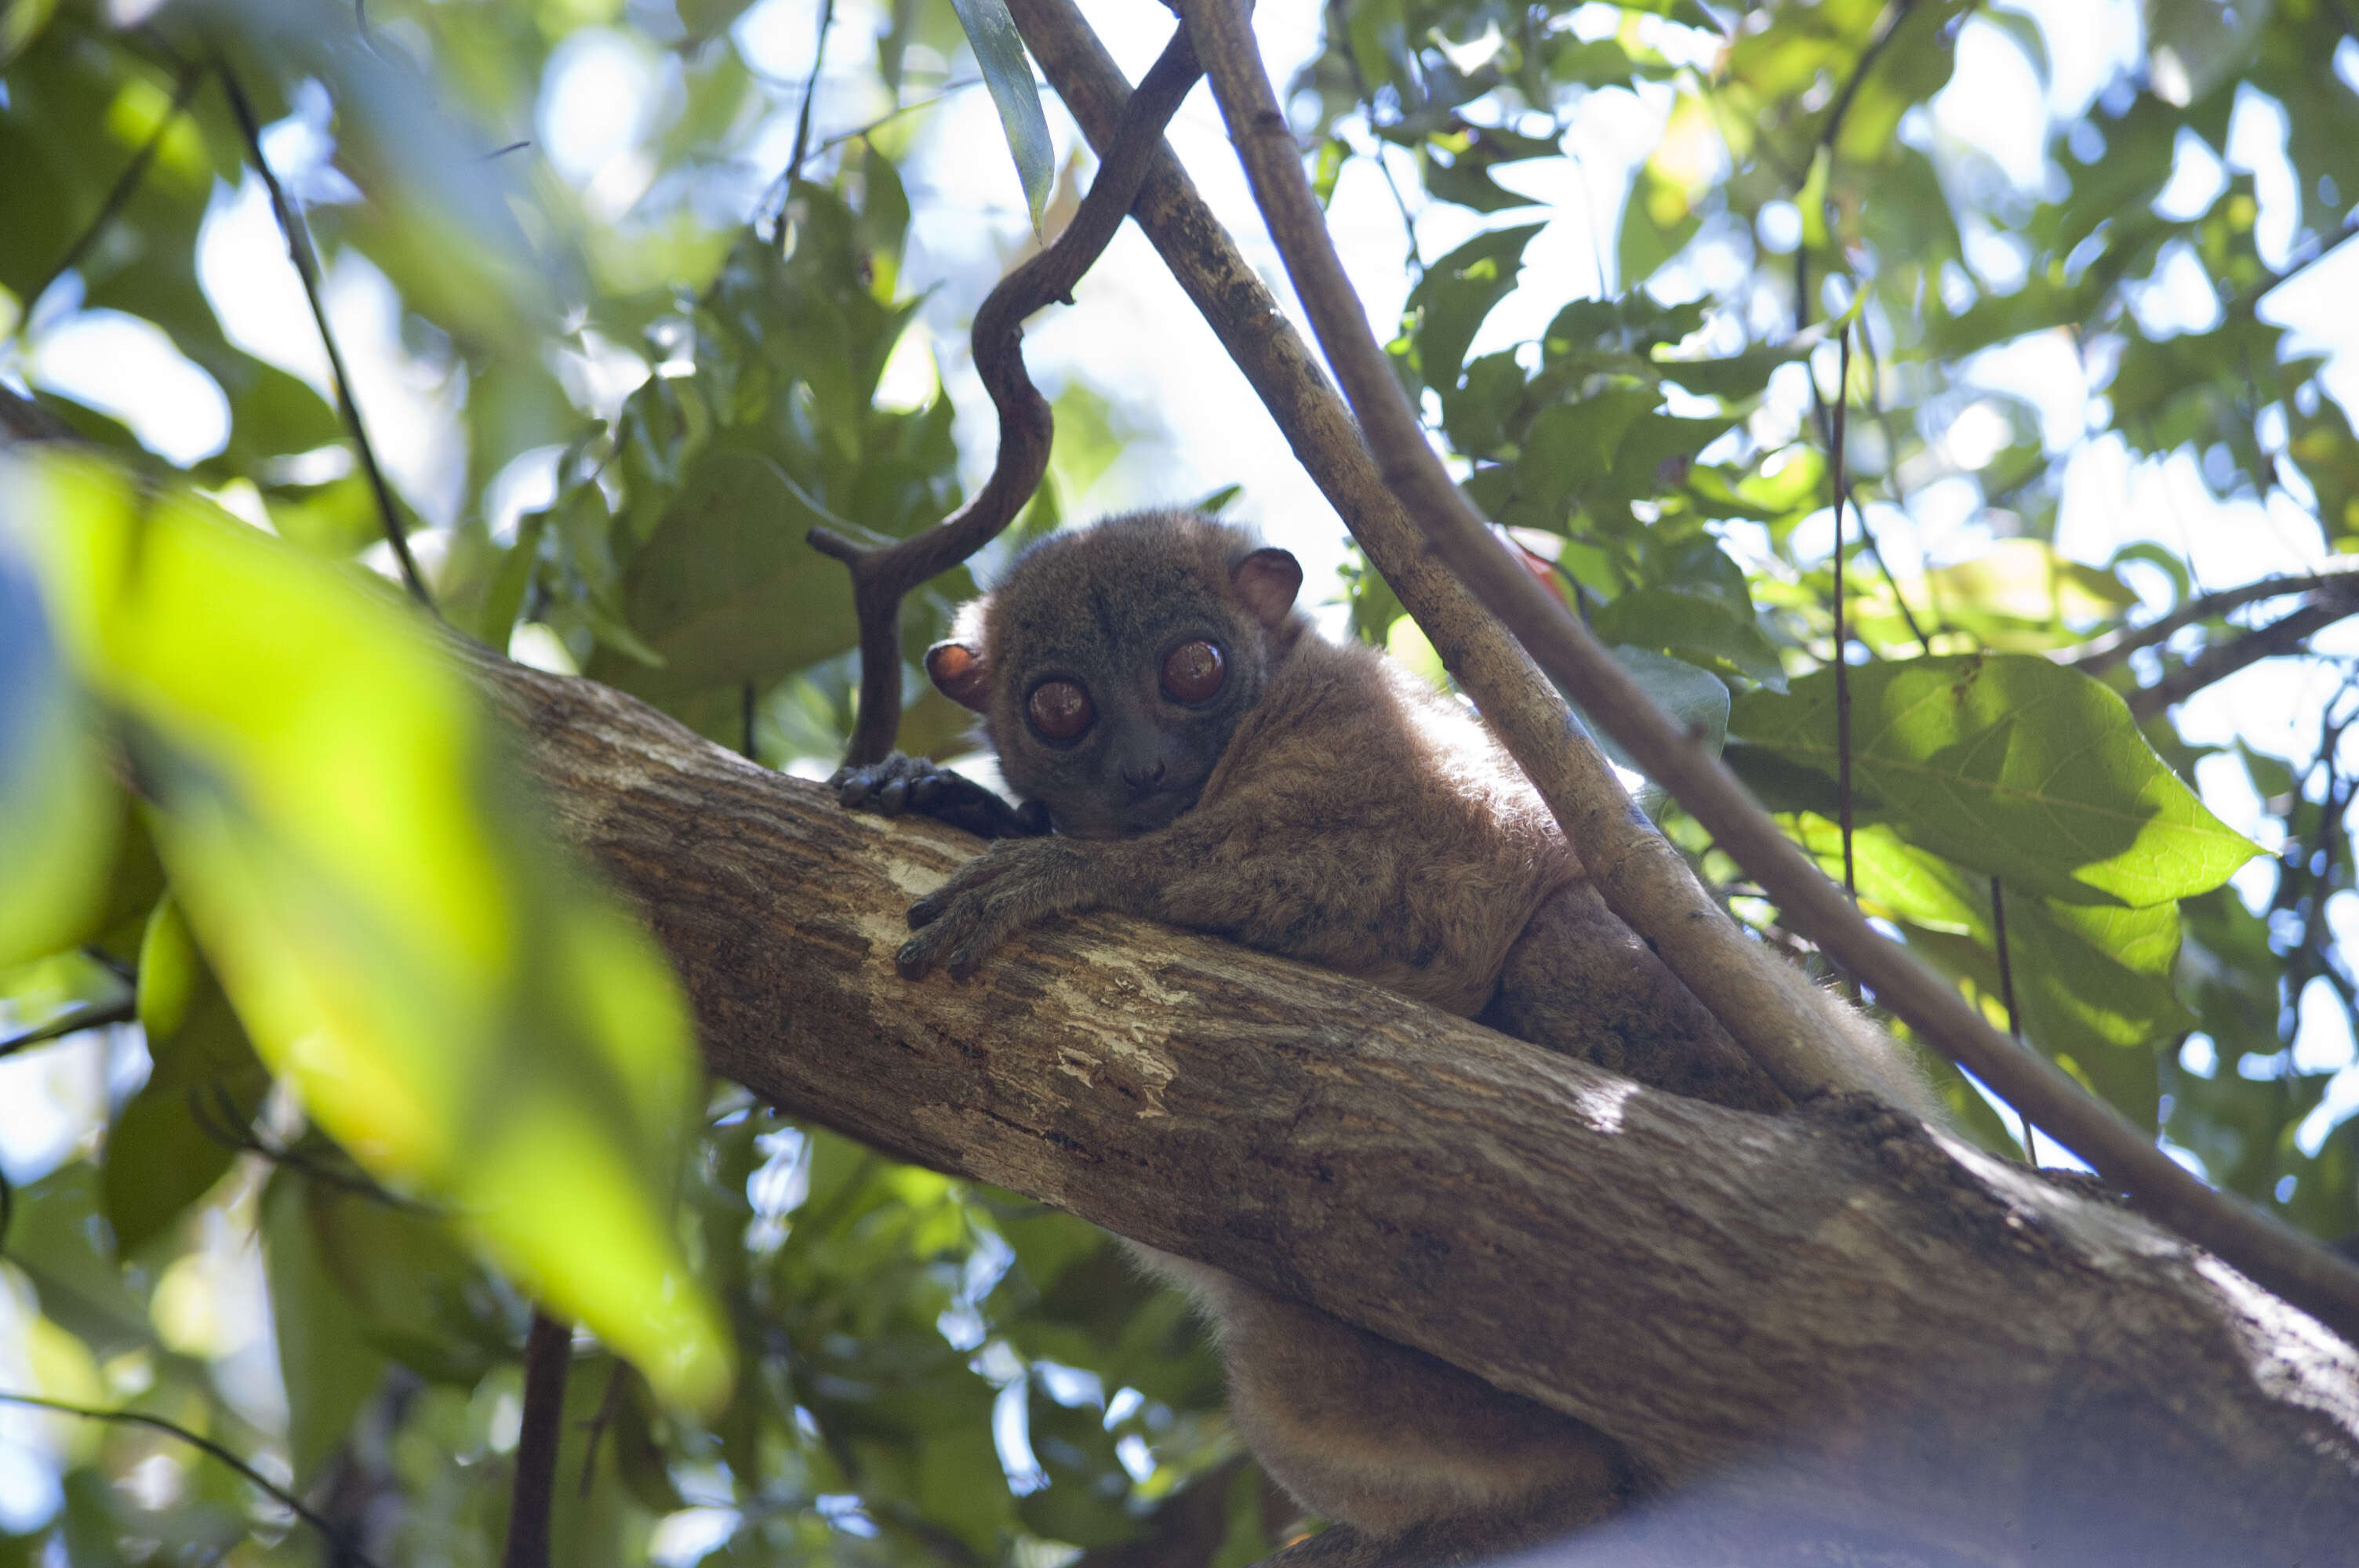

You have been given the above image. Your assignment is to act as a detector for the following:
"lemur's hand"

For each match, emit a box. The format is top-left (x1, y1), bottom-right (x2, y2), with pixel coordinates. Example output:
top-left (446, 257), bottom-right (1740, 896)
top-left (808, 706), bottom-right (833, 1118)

top-left (832, 752), bottom-right (1050, 840)
top-left (897, 838), bottom-right (1096, 979)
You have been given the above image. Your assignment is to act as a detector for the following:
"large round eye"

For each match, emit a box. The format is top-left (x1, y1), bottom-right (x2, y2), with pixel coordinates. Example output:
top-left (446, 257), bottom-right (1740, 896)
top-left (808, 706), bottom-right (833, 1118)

top-left (1027, 679), bottom-right (1094, 742)
top-left (1161, 641), bottom-right (1226, 704)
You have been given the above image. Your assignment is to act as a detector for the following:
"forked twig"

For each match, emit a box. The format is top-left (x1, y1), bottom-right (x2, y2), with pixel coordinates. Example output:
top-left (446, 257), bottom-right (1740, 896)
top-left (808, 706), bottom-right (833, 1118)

top-left (808, 25), bottom-right (1205, 765)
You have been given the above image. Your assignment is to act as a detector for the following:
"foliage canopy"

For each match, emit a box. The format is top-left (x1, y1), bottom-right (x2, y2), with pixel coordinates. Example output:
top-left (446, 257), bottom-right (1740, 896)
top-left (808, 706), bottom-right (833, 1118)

top-left (3, 0), bottom-right (2358, 1561)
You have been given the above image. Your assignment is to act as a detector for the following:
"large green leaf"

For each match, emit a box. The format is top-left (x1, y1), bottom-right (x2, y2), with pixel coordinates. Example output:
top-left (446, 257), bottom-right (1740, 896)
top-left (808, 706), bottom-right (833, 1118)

top-left (9, 449), bottom-right (731, 1412)
top-left (605, 446), bottom-right (856, 697)
top-left (1590, 587), bottom-right (1786, 691)
top-left (1783, 817), bottom-right (2190, 1125)
top-left (1729, 654), bottom-right (2258, 906)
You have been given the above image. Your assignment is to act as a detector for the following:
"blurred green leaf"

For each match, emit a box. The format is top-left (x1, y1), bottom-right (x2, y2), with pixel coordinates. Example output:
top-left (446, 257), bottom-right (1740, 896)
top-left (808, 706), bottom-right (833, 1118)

top-left (13, 449), bottom-right (731, 1411)
top-left (104, 896), bottom-right (271, 1254)
top-left (260, 1171), bottom-right (391, 1485)
top-left (0, 538), bottom-right (116, 967)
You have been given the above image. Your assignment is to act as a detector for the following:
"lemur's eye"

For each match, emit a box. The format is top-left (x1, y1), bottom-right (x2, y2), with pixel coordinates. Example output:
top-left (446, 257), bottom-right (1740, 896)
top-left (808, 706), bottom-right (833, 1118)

top-left (1027, 679), bottom-right (1094, 742)
top-left (1161, 641), bottom-right (1226, 704)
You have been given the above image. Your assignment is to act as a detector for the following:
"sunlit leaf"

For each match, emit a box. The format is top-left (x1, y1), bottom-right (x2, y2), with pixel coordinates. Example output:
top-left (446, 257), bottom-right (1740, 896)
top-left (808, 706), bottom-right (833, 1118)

top-left (1729, 654), bottom-right (2259, 906)
top-left (8, 448), bottom-right (732, 1411)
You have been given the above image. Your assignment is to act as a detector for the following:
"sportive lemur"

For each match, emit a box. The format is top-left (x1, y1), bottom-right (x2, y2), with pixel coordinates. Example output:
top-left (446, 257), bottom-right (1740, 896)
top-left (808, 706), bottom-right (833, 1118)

top-left (838, 510), bottom-right (1934, 1541)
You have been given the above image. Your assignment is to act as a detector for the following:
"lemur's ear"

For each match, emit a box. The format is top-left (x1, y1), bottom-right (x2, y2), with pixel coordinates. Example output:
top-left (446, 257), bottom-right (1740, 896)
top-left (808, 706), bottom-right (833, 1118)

top-left (1233, 548), bottom-right (1303, 627)
top-left (925, 641), bottom-right (990, 711)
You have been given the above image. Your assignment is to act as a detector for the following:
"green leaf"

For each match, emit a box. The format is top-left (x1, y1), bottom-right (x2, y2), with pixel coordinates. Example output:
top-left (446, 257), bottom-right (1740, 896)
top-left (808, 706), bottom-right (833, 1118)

top-left (1567, 646), bottom-right (1731, 809)
top-left (1728, 654), bottom-right (2259, 906)
top-left (14, 450), bottom-right (732, 1412)
top-left (5, 1160), bottom-right (152, 1358)
top-left (1590, 588), bottom-right (1787, 691)
top-left (106, 895), bottom-right (274, 1254)
top-left (946, 0), bottom-right (1054, 235)
top-left (1783, 817), bottom-right (2190, 1123)
top-left (261, 1172), bottom-right (391, 1486)
top-left (1400, 224), bottom-right (1545, 393)
top-left (604, 447), bottom-right (860, 699)
top-left (1618, 162), bottom-right (1702, 289)
top-left (0, 538), bottom-right (117, 967)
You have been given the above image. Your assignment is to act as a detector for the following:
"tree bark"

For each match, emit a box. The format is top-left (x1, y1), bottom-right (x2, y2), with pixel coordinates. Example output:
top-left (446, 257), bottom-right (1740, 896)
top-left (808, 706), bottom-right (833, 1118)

top-left (460, 640), bottom-right (2359, 1562)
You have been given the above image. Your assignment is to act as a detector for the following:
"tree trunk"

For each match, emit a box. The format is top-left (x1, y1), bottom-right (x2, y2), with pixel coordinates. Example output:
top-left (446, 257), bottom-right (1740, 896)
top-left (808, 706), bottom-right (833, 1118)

top-left (463, 640), bottom-right (2359, 1563)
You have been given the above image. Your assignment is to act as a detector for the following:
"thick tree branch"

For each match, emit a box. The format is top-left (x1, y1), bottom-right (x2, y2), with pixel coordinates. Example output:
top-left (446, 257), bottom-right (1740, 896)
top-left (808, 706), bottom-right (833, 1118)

top-left (1168, 0), bottom-right (2359, 1348)
top-left (451, 640), bottom-right (2359, 1559)
top-left (806, 25), bottom-right (1203, 764)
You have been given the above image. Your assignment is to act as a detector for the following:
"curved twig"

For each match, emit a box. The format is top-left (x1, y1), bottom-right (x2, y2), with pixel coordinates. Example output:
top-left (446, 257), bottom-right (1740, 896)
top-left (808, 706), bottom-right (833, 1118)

top-left (1176, 0), bottom-right (2359, 1347)
top-left (808, 27), bottom-right (1206, 765)
top-left (2065, 562), bottom-right (2359, 673)
top-left (0, 1390), bottom-right (387, 1568)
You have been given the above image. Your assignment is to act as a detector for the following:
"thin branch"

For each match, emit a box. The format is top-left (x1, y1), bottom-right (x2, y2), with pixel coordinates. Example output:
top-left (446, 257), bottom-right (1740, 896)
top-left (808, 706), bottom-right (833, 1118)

top-left (576, 1361), bottom-right (627, 1498)
top-left (1834, 311), bottom-right (1935, 652)
top-left (26, 64), bottom-right (204, 314)
top-left (501, 1312), bottom-right (572, 1568)
top-left (813, 78), bottom-right (981, 157)
top-left (188, 1081), bottom-right (437, 1210)
top-left (1175, 0), bottom-right (2359, 1347)
top-left (1794, 0), bottom-right (1919, 330)
top-left (2063, 562), bottom-right (2359, 673)
top-left (2124, 597), bottom-right (2357, 721)
top-left (787, 0), bottom-right (838, 188)
top-left (0, 1390), bottom-right (386, 1568)
top-left (1790, 0), bottom-right (1937, 665)
top-left (215, 64), bottom-right (436, 613)
top-left (0, 997), bottom-right (136, 1060)
top-left (807, 24), bottom-right (1206, 765)
top-left (1990, 877), bottom-right (2021, 1044)
top-left (1831, 328), bottom-right (1856, 909)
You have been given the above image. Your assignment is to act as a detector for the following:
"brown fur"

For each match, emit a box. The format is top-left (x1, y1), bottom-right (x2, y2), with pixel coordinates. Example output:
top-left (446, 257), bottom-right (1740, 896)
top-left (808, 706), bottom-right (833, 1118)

top-left (846, 511), bottom-right (1913, 1539)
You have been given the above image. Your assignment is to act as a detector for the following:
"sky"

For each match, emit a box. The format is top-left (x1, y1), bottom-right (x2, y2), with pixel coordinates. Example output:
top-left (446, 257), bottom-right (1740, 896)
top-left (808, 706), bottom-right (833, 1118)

top-left (7, 0), bottom-right (2359, 1538)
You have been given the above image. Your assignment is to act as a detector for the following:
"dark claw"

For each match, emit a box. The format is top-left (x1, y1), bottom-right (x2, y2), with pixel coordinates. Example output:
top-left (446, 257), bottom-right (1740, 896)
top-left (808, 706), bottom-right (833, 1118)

top-left (878, 778), bottom-right (909, 813)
